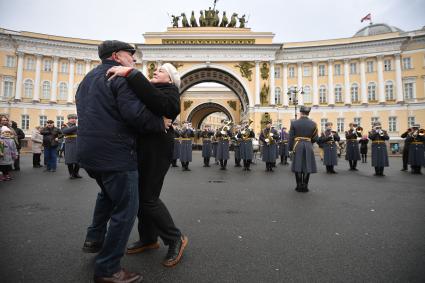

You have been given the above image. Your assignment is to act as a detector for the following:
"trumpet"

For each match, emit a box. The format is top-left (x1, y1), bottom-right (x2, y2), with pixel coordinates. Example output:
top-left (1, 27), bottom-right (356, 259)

top-left (356, 126), bottom-right (363, 135)
top-left (241, 119), bottom-right (254, 140)
top-left (412, 128), bottom-right (425, 138)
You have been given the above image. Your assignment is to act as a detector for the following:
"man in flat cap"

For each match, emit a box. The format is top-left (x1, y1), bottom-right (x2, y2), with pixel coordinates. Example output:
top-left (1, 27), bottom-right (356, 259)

top-left (77, 40), bottom-right (171, 283)
top-left (368, 121), bottom-right (389, 176)
top-left (288, 106), bottom-right (318, 192)
top-left (61, 114), bottom-right (81, 179)
top-left (40, 120), bottom-right (63, 173)
top-left (405, 124), bottom-right (425, 174)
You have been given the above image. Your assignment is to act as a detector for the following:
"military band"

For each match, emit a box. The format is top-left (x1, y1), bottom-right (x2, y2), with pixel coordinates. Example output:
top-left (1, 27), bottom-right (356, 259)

top-left (179, 122), bottom-right (194, 171)
top-left (359, 135), bottom-right (369, 163)
top-left (232, 125), bottom-right (242, 167)
top-left (345, 123), bottom-right (362, 170)
top-left (215, 120), bottom-right (232, 170)
top-left (368, 122), bottom-right (389, 176)
top-left (237, 120), bottom-right (255, 171)
top-left (319, 122), bottom-right (340, 174)
top-left (259, 120), bottom-right (280, 172)
top-left (171, 122), bottom-right (181, 167)
top-left (400, 127), bottom-right (412, 171)
top-left (279, 127), bottom-right (290, 165)
top-left (61, 114), bottom-right (81, 179)
top-left (288, 106), bottom-right (318, 192)
top-left (405, 124), bottom-right (425, 174)
top-left (200, 125), bottom-right (214, 167)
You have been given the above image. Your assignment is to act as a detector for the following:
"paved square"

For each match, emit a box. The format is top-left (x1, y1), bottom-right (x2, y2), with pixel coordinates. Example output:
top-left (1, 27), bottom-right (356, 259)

top-left (0, 153), bottom-right (424, 282)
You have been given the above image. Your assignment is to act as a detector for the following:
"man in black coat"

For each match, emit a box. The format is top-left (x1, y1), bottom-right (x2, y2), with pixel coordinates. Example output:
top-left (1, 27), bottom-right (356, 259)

top-left (40, 120), bottom-right (62, 172)
top-left (77, 40), bottom-right (170, 283)
top-left (288, 106), bottom-right (318, 192)
top-left (11, 121), bottom-right (25, 171)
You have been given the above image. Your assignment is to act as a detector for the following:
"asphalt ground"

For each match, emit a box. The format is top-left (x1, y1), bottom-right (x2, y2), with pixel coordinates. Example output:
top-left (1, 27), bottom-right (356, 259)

top-left (0, 152), bottom-right (424, 283)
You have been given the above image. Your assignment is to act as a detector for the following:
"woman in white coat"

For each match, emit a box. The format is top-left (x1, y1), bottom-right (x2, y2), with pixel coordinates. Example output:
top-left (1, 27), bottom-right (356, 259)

top-left (31, 126), bottom-right (43, 168)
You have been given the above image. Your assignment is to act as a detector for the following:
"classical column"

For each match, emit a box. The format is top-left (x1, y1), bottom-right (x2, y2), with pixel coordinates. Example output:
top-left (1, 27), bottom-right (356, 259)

top-left (51, 56), bottom-right (59, 103)
top-left (85, 59), bottom-right (91, 74)
top-left (282, 63), bottom-right (288, 106)
top-left (67, 58), bottom-right (75, 104)
top-left (328, 60), bottom-right (335, 106)
top-left (255, 61), bottom-right (260, 105)
top-left (142, 60), bottom-right (147, 76)
top-left (344, 59), bottom-right (351, 105)
top-left (269, 61), bottom-right (275, 106)
top-left (360, 58), bottom-right (368, 104)
top-left (14, 52), bottom-right (24, 101)
top-left (33, 54), bottom-right (42, 102)
top-left (312, 61), bottom-right (319, 106)
top-left (297, 62), bottom-right (303, 105)
top-left (395, 54), bottom-right (404, 103)
top-left (377, 55), bottom-right (385, 104)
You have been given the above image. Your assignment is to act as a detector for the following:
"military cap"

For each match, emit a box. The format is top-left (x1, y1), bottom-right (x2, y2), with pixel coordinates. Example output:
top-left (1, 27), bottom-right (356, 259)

top-left (46, 120), bottom-right (54, 124)
top-left (266, 120), bottom-right (272, 124)
top-left (67, 114), bottom-right (77, 119)
top-left (325, 122), bottom-right (333, 127)
top-left (98, 40), bottom-right (136, 59)
top-left (373, 121), bottom-right (382, 127)
top-left (300, 106), bottom-right (311, 114)
top-left (412, 123), bottom-right (420, 128)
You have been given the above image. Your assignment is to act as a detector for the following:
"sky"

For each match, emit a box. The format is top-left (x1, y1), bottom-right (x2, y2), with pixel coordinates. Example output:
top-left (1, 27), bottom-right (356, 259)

top-left (0, 0), bottom-right (424, 43)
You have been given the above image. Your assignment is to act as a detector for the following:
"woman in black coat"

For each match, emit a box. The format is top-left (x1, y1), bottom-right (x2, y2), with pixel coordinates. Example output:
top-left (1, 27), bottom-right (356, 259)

top-left (107, 63), bottom-right (187, 267)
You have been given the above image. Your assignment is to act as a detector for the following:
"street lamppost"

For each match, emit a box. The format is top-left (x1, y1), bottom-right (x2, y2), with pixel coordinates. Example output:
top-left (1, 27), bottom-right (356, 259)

top-left (287, 86), bottom-right (304, 120)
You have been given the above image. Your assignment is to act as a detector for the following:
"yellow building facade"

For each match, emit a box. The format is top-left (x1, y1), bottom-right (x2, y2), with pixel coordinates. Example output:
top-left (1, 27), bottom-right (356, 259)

top-left (1, 23), bottom-right (424, 151)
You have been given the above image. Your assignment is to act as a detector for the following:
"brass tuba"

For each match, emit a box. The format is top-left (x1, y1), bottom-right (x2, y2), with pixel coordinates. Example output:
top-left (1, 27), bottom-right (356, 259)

top-left (241, 119), bottom-right (254, 140)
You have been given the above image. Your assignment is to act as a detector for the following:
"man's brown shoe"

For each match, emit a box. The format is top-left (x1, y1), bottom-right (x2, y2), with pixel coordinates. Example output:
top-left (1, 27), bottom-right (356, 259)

top-left (162, 235), bottom-right (188, 267)
top-left (127, 241), bottom-right (160, 254)
top-left (94, 268), bottom-right (143, 283)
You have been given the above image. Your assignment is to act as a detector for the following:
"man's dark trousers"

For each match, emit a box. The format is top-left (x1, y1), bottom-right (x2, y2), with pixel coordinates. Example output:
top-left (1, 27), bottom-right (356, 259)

top-left (85, 170), bottom-right (139, 278)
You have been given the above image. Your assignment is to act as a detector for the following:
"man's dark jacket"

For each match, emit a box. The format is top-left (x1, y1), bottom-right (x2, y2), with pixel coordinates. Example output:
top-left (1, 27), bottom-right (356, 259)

top-left (75, 60), bottom-right (165, 172)
top-left (40, 126), bottom-right (62, 148)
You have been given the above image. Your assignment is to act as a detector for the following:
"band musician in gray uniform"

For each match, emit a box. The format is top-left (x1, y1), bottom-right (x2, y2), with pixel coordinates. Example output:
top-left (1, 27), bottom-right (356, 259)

top-left (288, 106), bottom-right (318, 192)
top-left (215, 121), bottom-right (232, 170)
top-left (237, 120), bottom-right (255, 171)
top-left (259, 120), bottom-right (280, 172)
top-left (319, 122), bottom-right (340, 174)
top-left (405, 124), bottom-right (425, 174)
top-left (232, 125), bottom-right (242, 167)
top-left (278, 126), bottom-right (290, 165)
top-left (345, 122), bottom-right (362, 170)
top-left (201, 125), bottom-right (214, 167)
top-left (180, 122), bottom-right (194, 171)
top-left (171, 122), bottom-right (181, 167)
top-left (61, 114), bottom-right (81, 179)
top-left (368, 121), bottom-right (389, 176)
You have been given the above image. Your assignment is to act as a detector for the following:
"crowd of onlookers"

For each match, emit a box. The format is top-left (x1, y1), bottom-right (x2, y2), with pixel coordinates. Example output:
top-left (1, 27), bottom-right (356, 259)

top-left (0, 114), bottom-right (67, 182)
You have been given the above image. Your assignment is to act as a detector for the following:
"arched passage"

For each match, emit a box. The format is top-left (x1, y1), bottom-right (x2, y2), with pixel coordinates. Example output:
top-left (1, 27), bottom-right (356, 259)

top-left (187, 102), bottom-right (233, 129)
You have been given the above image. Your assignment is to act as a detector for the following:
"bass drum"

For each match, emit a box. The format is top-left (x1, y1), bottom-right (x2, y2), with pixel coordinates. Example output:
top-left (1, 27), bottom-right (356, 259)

top-left (252, 138), bottom-right (260, 152)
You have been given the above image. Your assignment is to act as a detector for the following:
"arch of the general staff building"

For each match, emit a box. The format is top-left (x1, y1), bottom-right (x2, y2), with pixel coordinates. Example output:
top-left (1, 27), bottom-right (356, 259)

top-left (187, 102), bottom-right (233, 129)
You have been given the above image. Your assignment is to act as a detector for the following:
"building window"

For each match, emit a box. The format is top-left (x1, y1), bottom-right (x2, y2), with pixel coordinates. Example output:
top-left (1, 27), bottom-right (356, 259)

top-left (76, 63), bottom-right (84, 75)
top-left (319, 85), bottom-right (327, 104)
top-left (21, 114), bottom-right (29, 130)
top-left (25, 57), bottom-right (35, 70)
top-left (389, 117), bottom-right (397, 132)
top-left (402, 57), bottom-right (412, 69)
top-left (318, 65), bottom-right (326, 76)
top-left (334, 64), bottom-right (341, 76)
top-left (303, 85), bottom-right (311, 103)
top-left (288, 85), bottom-right (296, 103)
top-left (403, 82), bottom-right (414, 100)
top-left (39, 115), bottom-right (47, 127)
top-left (56, 116), bottom-right (64, 128)
top-left (351, 83), bottom-right (359, 102)
top-left (288, 66), bottom-right (295, 78)
top-left (354, 117), bottom-right (361, 127)
top-left (371, 117), bottom-right (379, 128)
top-left (384, 59), bottom-right (392, 71)
top-left (334, 85), bottom-right (343, 103)
top-left (408, 116), bottom-right (415, 128)
top-left (3, 77), bottom-right (14, 98)
top-left (320, 118), bottom-right (328, 132)
top-left (58, 82), bottom-right (68, 100)
top-left (337, 118), bottom-right (344, 133)
top-left (367, 61), bottom-right (374, 73)
top-left (60, 62), bottom-right (69, 73)
top-left (385, 81), bottom-right (394, 100)
top-left (350, 63), bottom-right (357, 74)
top-left (42, 81), bottom-right (51, 99)
top-left (368, 82), bottom-right (377, 101)
top-left (5, 55), bottom-right (15, 67)
top-left (274, 66), bottom-right (281, 78)
top-left (23, 79), bottom-right (34, 98)
top-left (275, 87), bottom-right (281, 104)
top-left (303, 66), bottom-right (310, 77)
top-left (43, 59), bottom-right (52, 72)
